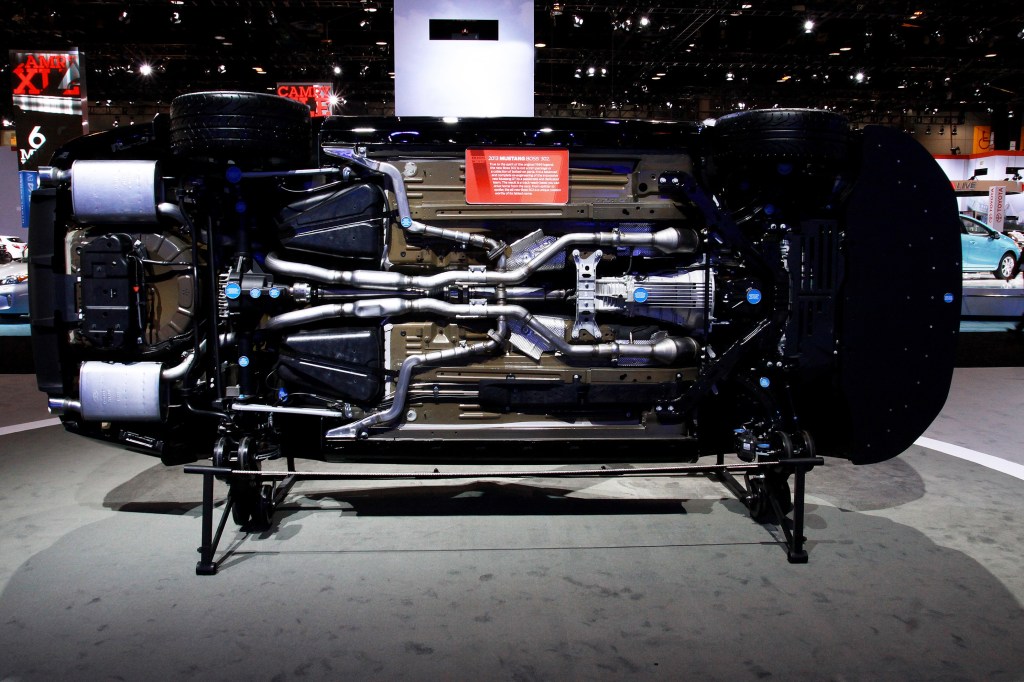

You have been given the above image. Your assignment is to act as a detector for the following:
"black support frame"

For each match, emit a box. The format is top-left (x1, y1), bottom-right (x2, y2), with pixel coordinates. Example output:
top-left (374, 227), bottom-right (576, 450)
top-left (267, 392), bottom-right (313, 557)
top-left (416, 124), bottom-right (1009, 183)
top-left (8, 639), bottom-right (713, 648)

top-left (185, 456), bottom-right (823, 575)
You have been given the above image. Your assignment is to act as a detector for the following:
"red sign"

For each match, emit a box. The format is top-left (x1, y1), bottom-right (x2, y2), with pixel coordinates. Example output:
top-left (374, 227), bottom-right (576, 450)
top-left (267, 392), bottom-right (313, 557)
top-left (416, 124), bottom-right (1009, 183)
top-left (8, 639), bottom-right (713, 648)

top-left (9, 48), bottom-right (87, 171)
top-left (276, 82), bottom-right (332, 118)
top-left (465, 149), bottom-right (569, 205)
top-left (12, 52), bottom-right (81, 98)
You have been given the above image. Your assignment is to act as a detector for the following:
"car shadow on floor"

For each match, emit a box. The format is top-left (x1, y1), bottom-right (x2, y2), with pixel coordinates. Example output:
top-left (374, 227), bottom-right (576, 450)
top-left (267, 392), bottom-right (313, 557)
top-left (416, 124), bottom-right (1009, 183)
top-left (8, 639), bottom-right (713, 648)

top-left (4, 491), bottom-right (1024, 680)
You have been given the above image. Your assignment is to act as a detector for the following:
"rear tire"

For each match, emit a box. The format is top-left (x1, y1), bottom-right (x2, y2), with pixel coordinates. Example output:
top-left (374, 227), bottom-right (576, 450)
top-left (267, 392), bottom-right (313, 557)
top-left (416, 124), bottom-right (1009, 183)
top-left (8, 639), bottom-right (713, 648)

top-left (169, 91), bottom-right (311, 169)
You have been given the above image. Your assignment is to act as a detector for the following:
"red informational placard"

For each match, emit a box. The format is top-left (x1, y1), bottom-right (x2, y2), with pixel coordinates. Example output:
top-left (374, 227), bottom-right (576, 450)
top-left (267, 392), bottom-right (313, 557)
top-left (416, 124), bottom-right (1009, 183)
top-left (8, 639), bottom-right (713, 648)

top-left (465, 149), bottom-right (569, 205)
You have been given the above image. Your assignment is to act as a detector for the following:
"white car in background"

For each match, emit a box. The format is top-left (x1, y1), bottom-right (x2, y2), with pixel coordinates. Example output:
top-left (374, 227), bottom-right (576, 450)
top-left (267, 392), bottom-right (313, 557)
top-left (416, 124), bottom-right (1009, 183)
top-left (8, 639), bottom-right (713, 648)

top-left (0, 261), bottom-right (28, 317)
top-left (0, 235), bottom-right (27, 261)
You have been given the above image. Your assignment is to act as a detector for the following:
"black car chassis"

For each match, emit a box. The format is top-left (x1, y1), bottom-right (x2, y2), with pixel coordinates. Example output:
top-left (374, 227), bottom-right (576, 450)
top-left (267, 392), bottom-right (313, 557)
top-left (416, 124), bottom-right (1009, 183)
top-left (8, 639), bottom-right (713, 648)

top-left (29, 94), bottom-right (961, 576)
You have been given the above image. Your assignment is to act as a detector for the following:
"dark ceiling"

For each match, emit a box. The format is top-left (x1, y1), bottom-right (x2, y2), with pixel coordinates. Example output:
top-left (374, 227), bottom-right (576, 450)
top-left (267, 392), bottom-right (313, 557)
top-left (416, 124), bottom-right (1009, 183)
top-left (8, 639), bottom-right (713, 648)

top-left (2, 0), bottom-right (1023, 125)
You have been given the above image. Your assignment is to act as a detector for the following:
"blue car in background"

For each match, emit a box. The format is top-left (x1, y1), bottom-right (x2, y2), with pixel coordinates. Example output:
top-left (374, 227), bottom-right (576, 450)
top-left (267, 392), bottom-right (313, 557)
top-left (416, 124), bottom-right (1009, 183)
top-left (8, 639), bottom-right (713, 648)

top-left (960, 215), bottom-right (1020, 280)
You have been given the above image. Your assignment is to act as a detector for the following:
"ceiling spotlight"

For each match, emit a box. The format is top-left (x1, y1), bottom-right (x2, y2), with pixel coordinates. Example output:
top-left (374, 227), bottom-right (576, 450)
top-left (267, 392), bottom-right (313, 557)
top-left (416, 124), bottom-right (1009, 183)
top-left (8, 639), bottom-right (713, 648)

top-left (853, 71), bottom-right (866, 83)
top-left (363, 1), bottom-right (379, 12)
top-left (587, 66), bottom-right (596, 77)
top-left (803, 19), bottom-right (815, 33)
top-left (550, 3), bottom-right (563, 17)
top-left (573, 15), bottom-right (583, 28)
top-left (139, 63), bottom-right (153, 76)
top-left (360, 19), bottom-right (372, 31)
top-left (639, 16), bottom-right (650, 28)
top-left (267, 11), bottom-right (277, 25)
top-left (217, 64), bottom-right (227, 74)
top-left (333, 65), bottom-right (342, 75)
top-left (726, 72), bottom-right (735, 81)
top-left (118, 10), bottom-right (130, 24)
top-left (170, 11), bottom-right (181, 24)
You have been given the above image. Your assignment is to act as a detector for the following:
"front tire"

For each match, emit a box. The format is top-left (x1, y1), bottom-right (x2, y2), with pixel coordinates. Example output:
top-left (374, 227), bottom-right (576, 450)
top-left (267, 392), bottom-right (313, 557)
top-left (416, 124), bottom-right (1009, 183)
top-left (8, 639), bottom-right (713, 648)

top-left (704, 108), bottom-right (852, 216)
top-left (994, 252), bottom-right (1017, 280)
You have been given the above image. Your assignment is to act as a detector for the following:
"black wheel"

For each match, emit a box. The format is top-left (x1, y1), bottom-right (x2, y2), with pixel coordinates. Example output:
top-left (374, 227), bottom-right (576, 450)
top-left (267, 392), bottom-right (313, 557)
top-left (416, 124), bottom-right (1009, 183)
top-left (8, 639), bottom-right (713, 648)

top-left (747, 473), bottom-right (792, 523)
top-left (767, 474), bottom-right (793, 517)
top-left (746, 475), bottom-right (772, 522)
top-left (229, 481), bottom-right (274, 531)
top-left (250, 483), bottom-right (276, 532)
top-left (169, 91), bottom-right (311, 169)
top-left (798, 430), bottom-right (817, 459)
top-left (771, 430), bottom-right (794, 459)
top-left (994, 252), bottom-right (1017, 280)
top-left (0, 250), bottom-right (11, 264)
top-left (705, 108), bottom-right (852, 215)
top-left (236, 436), bottom-right (260, 472)
top-left (212, 436), bottom-right (230, 467)
top-left (230, 482), bottom-right (257, 527)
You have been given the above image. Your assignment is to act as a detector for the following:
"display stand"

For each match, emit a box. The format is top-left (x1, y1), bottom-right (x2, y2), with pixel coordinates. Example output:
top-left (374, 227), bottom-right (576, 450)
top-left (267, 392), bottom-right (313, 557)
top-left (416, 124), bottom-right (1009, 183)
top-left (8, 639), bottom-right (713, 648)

top-left (184, 456), bottom-right (823, 575)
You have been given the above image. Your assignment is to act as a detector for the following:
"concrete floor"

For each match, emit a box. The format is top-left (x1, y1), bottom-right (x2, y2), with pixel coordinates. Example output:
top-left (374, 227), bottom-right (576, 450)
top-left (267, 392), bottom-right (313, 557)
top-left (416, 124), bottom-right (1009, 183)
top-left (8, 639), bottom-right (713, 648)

top-left (1, 369), bottom-right (1023, 680)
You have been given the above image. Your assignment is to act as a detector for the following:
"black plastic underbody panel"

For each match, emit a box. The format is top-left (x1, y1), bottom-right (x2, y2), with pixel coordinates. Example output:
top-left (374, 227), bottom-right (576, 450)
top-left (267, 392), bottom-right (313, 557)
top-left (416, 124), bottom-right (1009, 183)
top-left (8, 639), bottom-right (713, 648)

top-left (27, 188), bottom-right (65, 395)
top-left (278, 327), bottom-right (384, 404)
top-left (277, 183), bottom-right (388, 261)
top-left (825, 125), bottom-right (961, 463)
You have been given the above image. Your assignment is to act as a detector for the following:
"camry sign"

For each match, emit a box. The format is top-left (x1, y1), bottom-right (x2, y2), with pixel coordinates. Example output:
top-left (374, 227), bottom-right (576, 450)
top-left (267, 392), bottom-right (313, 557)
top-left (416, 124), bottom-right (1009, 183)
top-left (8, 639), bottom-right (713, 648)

top-left (276, 83), bottom-right (332, 117)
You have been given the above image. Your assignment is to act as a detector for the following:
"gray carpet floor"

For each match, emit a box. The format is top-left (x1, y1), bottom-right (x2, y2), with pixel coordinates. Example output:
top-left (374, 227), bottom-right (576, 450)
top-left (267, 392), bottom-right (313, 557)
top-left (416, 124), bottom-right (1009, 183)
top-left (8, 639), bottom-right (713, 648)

top-left (0, 370), bottom-right (1022, 680)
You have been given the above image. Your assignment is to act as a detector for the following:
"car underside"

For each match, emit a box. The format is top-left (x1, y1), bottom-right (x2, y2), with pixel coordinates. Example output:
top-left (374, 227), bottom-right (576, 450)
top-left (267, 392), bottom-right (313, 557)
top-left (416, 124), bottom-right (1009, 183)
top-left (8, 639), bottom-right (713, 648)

top-left (30, 92), bottom-right (961, 531)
